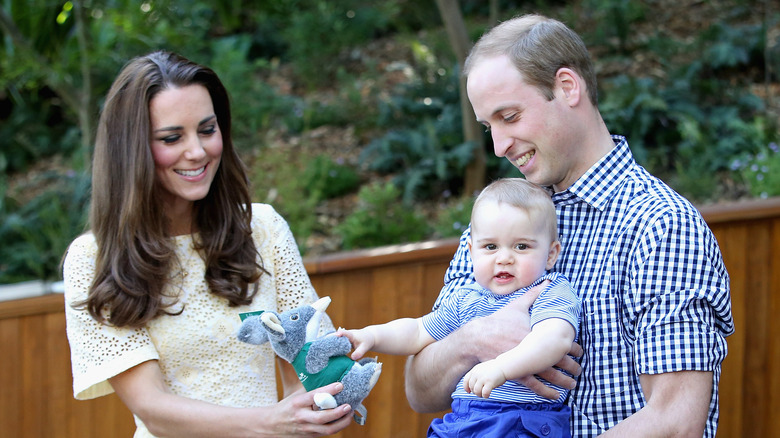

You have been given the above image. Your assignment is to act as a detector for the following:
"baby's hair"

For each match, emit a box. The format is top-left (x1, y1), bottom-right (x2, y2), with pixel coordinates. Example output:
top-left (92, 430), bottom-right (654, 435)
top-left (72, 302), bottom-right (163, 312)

top-left (472, 178), bottom-right (558, 241)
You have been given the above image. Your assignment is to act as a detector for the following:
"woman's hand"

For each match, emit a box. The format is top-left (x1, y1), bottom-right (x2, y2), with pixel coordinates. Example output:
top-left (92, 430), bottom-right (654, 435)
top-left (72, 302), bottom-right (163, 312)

top-left (264, 382), bottom-right (353, 437)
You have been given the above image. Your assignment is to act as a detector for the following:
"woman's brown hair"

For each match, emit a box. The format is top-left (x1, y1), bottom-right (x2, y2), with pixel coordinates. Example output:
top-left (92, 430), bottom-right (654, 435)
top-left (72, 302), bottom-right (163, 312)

top-left (83, 51), bottom-right (263, 328)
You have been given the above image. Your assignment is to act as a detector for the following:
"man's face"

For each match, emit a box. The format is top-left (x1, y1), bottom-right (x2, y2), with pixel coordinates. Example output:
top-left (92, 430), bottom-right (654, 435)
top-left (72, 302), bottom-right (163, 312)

top-left (467, 55), bottom-right (579, 192)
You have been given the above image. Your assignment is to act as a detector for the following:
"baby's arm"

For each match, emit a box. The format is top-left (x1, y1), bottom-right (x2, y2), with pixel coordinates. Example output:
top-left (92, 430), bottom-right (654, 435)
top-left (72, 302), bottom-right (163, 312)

top-left (463, 317), bottom-right (575, 398)
top-left (337, 318), bottom-right (436, 360)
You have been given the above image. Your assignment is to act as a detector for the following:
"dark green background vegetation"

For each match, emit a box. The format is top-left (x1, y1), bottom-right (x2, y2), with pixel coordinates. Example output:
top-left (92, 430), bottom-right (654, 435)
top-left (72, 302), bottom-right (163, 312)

top-left (1, 0), bottom-right (779, 283)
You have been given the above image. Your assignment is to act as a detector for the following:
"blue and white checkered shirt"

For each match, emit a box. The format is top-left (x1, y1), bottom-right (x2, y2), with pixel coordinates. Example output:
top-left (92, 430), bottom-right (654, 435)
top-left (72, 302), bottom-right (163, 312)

top-left (435, 136), bottom-right (734, 437)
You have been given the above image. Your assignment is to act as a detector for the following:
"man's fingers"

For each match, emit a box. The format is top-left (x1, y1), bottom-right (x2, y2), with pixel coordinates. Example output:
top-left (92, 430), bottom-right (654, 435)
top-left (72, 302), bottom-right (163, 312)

top-left (569, 341), bottom-right (584, 359)
top-left (537, 367), bottom-right (577, 391)
top-left (557, 353), bottom-right (582, 377)
top-left (516, 375), bottom-right (562, 400)
top-left (507, 280), bottom-right (550, 311)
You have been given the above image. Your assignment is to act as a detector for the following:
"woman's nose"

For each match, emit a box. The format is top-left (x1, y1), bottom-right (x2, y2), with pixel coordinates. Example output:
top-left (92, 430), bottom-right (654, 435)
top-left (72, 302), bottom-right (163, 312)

top-left (184, 136), bottom-right (207, 160)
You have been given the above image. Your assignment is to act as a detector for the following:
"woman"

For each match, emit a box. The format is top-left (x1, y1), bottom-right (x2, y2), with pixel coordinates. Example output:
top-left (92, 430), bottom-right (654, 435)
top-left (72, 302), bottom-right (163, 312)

top-left (63, 51), bottom-right (352, 437)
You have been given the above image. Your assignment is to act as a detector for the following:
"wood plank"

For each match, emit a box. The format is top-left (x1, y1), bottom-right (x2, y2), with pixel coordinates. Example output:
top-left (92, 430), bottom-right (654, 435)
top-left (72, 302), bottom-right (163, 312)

top-left (712, 223), bottom-right (746, 438)
top-left (20, 315), bottom-right (45, 437)
top-left (768, 218), bottom-right (780, 435)
top-left (743, 219), bottom-right (770, 436)
top-left (0, 318), bottom-right (22, 438)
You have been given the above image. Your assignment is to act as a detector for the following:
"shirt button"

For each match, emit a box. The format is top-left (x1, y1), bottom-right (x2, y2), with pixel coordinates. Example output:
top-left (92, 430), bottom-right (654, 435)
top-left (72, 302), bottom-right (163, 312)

top-left (540, 423), bottom-right (551, 436)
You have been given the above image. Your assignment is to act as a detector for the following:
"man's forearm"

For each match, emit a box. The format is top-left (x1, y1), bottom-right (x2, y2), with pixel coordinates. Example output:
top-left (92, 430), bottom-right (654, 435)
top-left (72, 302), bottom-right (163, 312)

top-left (404, 325), bottom-right (481, 413)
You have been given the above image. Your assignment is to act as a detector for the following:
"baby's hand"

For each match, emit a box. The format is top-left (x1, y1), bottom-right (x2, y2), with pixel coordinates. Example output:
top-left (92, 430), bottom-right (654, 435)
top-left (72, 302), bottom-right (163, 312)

top-left (463, 360), bottom-right (507, 399)
top-left (334, 328), bottom-right (374, 361)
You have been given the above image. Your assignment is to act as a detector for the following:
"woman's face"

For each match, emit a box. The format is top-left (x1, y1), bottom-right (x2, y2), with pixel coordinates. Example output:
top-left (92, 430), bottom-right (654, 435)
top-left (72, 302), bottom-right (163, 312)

top-left (149, 84), bottom-right (223, 220)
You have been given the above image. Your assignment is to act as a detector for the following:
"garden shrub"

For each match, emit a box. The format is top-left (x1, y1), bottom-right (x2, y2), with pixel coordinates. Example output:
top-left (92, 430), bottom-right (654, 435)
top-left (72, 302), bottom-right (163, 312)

top-left (303, 155), bottom-right (361, 202)
top-left (731, 141), bottom-right (780, 199)
top-left (0, 171), bottom-right (90, 283)
top-left (335, 182), bottom-right (430, 249)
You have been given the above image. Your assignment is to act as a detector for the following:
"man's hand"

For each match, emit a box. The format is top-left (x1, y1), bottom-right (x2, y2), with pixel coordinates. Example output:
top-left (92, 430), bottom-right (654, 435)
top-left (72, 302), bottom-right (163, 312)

top-left (408, 281), bottom-right (583, 411)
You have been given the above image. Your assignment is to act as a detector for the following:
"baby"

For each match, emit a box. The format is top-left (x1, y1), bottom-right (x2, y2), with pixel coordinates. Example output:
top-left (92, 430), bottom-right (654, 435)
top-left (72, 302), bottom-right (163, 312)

top-left (337, 178), bottom-right (581, 437)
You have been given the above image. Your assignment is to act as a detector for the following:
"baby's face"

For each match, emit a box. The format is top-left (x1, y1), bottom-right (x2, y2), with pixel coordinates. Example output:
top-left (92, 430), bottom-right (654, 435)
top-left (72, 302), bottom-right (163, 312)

top-left (469, 200), bottom-right (558, 295)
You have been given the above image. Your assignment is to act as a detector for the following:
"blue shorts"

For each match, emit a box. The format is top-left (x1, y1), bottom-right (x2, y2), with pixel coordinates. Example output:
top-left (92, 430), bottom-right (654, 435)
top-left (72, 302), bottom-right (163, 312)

top-left (427, 398), bottom-right (571, 438)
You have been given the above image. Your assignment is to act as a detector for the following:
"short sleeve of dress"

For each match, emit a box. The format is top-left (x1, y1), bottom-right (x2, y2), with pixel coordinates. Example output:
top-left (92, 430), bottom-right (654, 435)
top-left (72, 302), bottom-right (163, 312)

top-left (251, 204), bottom-right (335, 335)
top-left (63, 234), bottom-right (160, 400)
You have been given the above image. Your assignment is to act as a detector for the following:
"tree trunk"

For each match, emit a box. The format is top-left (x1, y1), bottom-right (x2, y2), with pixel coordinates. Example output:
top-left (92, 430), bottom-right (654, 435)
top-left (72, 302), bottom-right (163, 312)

top-left (434, 0), bottom-right (486, 197)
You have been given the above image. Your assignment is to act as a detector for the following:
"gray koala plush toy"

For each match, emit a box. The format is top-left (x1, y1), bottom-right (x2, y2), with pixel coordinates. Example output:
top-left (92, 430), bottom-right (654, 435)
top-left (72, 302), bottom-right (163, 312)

top-left (237, 296), bottom-right (381, 425)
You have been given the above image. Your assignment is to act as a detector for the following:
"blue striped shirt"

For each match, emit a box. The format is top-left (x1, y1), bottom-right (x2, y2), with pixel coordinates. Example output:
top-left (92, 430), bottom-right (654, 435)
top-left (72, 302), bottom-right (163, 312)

top-left (436, 137), bottom-right (734, 437)
top-left (422, 272), bottom-right (580, 404)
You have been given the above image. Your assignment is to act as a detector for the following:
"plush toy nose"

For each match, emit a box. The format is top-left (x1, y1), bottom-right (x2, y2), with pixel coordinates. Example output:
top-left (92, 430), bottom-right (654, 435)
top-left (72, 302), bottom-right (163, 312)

top-left (261, 312), bottom-right (285, 334)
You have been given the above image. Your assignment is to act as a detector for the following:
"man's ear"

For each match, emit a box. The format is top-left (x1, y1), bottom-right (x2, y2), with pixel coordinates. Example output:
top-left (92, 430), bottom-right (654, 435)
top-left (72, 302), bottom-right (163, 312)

top-left (555, 68), bottom-right (581, 106)
top-left (546, 240), bottom-right (562, 270)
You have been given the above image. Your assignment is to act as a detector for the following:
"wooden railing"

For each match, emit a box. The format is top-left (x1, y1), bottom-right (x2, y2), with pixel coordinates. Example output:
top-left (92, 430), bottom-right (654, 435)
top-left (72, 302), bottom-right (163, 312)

top-left (1, 197), bottom-right (779, 437)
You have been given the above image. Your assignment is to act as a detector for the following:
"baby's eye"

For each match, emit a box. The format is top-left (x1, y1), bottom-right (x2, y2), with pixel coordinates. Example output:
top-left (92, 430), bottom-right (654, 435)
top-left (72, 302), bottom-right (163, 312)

top-left (485, 244), bottom-right (497, 251)
top-left (515, 243), bottom-right (528, 250)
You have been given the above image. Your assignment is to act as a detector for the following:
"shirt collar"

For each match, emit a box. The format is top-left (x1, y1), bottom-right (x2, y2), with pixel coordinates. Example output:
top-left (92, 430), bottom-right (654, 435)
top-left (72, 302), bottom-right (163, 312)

top-left (551, 135), bottom-right (634, 211)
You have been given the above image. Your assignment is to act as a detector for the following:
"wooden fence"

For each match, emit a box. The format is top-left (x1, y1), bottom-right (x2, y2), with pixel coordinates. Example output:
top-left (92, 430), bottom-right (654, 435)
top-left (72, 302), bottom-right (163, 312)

top-left (1, 197), bottom-right (778, 437)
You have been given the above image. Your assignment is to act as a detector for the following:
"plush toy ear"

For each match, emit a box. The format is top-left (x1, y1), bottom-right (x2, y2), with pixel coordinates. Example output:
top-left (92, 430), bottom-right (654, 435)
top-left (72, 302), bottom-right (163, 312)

top-left (237, 316), bottom-right (271, 345)
top-left (260, 312), bottom-right (287, 343)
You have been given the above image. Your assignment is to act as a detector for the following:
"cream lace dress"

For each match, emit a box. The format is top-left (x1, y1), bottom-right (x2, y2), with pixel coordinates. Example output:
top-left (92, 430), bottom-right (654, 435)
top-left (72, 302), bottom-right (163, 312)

top-left (63, 204), bottom-right (333, 437)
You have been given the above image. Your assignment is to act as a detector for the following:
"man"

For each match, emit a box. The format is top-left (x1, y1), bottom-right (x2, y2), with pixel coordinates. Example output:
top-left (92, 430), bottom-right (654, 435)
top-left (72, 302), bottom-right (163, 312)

top-left (404, 14), bottom-right (734, 437)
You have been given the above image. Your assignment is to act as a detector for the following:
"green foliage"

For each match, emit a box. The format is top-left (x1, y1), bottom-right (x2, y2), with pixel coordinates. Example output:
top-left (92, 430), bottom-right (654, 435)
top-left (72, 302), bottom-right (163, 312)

top-left (360, 62), bottom-right (473, 202)
top-left (361, 119), bottom-right (474, 203)
top-left (732, 142), bottom-right (780, 199)
top-left (281, 0), bottom-right (398, 88)
top-left (0, 171), bottom-right (90, 283)
top-left (598, 16), bottom-right (775, 202)
top-left (303, 155), bottom-right (361, 202)
top-left (0, 91), bottom-right (82, 173)
top-left (1, 0), bottom-right (779, 284)
top-left (335, 182), bottom-right (430, 249)
top-left (581, 0), bottom-right (647, 52)
top-left (250, 146), bottom-right (319, 254)
top-left (432, 196), bottom-right (474, 239)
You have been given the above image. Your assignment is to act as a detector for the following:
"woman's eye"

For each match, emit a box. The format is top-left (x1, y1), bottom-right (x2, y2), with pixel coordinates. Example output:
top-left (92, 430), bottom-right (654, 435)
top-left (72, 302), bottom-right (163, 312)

top-left (160, 135), bottom-right (180, 144)
top-left (200, 125), bottom-right (217, 135)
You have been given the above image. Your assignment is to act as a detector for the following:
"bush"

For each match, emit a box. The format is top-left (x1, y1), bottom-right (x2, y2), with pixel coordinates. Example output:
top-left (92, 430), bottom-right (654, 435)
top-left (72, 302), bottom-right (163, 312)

top-left (731, 142), bottom-right (780, 199)
top-left (0, 171), bottom-right (90, 283)
top-left (281, 1), bottom-right (398, 88)
top-left (335, 182), bottom-right (430, 249)
top-left (432, 195), bottom-right (474, 239)
top-left (597, 17), bottom-right (775, 202)
top-left (303, 155), bottom-right (361, 202)
top-left (360, 62), bottom-right (473, 202)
